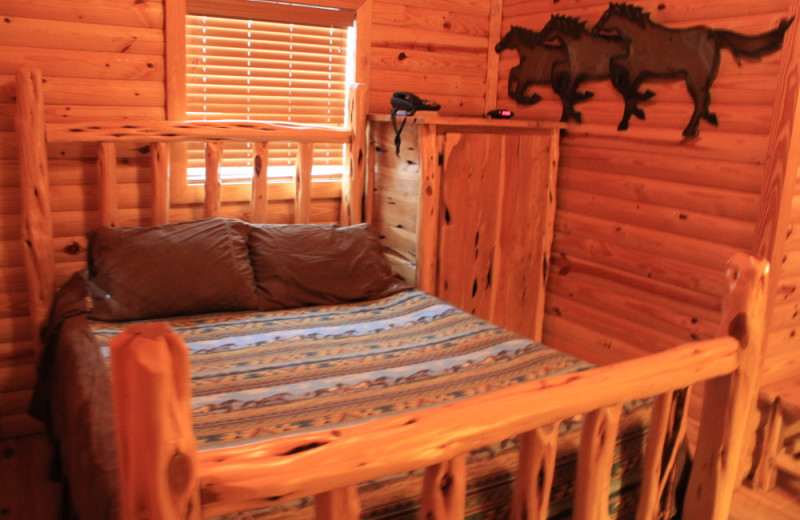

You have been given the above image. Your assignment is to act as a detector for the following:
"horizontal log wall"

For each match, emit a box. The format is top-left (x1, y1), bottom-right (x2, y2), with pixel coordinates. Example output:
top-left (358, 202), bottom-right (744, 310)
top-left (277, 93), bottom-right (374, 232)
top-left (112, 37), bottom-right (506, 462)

top-left (368, 0), bottom-right (497, 115)
top-left (494, 0), bottom-right (797, 369)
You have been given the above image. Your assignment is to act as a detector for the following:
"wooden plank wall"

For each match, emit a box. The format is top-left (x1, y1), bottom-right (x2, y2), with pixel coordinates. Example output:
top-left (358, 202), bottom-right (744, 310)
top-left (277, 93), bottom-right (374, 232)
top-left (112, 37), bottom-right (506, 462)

top-left (370, 120), bottom-right (421, 284)
top-left (0, 0), bottom-right (341, 439)
top-left (367, 0), bottom-right (496, 115)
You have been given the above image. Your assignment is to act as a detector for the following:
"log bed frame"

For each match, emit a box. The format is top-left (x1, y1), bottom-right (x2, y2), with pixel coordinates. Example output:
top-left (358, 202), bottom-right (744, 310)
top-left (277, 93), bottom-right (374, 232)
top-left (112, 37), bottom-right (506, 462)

top-left (15, 66), bottom-right (770, 520)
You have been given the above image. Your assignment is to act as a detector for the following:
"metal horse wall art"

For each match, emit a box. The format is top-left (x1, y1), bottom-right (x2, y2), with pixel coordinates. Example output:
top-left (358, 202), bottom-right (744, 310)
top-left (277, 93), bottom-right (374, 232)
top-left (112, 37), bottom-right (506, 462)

top-left (496, 3), bottom-right (794, 137)
top-left (536, 14), bottom-right (629, 123)
top-left (494, 26), bottom-right (569, 106)
top-left (594, 3), bottom-right (795, 137)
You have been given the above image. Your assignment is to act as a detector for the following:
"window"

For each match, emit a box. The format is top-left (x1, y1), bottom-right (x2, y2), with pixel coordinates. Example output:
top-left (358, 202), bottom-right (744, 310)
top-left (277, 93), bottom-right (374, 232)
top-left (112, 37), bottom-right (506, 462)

top-left (184, 1), bottom-right (356, 184)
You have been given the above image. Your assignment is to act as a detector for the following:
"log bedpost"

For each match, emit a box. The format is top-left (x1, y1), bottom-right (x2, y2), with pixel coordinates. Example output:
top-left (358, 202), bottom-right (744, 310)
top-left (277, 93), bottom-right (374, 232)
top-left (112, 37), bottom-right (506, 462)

top-left (341, 83), bottom-right (367, 225)
top-left (151, 142), bottom-right (170, 225)
top-left (683, 253), bottom-right (769, 520)
top-left (415, 124), bottom-right (441, 293)
top-left (110, 323), bottom-right (201, 520)
top-left (97, 142), bottom-right (119, 227)
top-left (295, 142), bottom-right (313, 224)
top-left (203, 140), bottom-right (222, 218)
top-left (15, 67), bottom-right (55, 355)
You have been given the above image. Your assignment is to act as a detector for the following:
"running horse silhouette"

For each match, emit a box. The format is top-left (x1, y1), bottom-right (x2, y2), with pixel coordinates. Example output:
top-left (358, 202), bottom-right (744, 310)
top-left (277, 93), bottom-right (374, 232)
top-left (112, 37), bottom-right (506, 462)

top-left (536, 14), bottom-right (630, 123)
top-left (495, 25), bottom-right (570, 105)
top-left (593, 3), bottom-right (795, 137)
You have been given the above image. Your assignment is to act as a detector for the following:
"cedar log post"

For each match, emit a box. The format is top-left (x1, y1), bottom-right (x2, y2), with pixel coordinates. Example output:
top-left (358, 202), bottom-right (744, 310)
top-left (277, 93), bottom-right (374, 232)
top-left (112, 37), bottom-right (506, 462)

top-left (151, 142), bottom-right (170, 225)
top-left (683, 253), bottom-right (769, 520)
top-left (635, 388), bottom-right (691, 520)
top-left (294, 142), bottom-right (313, 224)
top-left (420, 454), bottom-right (467, 519)
top-left (572, 404), bottom-right (623, 520)
top-left (111, 323), bottom-right (201, 520)
top-left (203, 140), bottom-right (222, 218)
top-left (15, 67), bottom-right (56, 355)
top-left (315, 485), bottom-right (361, 520)
top-left (341, 83), bottom-right (367, 226)
top-left (510, 422), bottom-right (560, 520)
top-left (97, 142), bottom-right (119, 227)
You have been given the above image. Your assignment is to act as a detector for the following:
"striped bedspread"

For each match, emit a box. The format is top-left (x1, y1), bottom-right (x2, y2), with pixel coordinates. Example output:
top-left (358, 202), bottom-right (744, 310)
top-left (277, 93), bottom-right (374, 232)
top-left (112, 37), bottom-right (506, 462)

top-left (89, 289), bottom-right (649, 519)
top-left (91, 289), bottom-right (591, 449)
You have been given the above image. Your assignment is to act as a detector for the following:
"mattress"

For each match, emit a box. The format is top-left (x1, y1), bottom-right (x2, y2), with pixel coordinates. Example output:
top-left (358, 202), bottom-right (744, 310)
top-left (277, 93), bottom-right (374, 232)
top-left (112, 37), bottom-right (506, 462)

top-left (39, 288), bottom-right (651, 519)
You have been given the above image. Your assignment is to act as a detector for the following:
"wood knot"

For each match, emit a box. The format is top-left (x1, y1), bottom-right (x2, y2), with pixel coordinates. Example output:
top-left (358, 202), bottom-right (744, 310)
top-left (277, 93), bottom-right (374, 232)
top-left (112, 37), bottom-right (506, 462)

top-left (728, 312), bottom-right (748, 346)
top-left (168, 451), bottom-right (193, 495)
top-left (281, 441), bottom-right (326, 456)
top-left (64, 241), bottom-right (83, 255)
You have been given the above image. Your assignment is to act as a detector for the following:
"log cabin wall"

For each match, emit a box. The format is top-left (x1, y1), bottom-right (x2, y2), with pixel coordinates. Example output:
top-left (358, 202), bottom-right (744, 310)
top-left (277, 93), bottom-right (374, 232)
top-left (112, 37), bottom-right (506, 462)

top-left (367, 0), bottom-right (500, 115)
top-left (0, 0), bottom-right (797, 437)
top-left (495, 0), bottom-right (800, 376)
top-left (0, 0), bottom-right (171, 438)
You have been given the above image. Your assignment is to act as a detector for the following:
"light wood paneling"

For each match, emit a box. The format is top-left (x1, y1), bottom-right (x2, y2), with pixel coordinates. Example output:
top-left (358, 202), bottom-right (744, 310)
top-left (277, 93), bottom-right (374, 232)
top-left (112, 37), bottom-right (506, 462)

top-left (495, 0), bottom-right (796, 371)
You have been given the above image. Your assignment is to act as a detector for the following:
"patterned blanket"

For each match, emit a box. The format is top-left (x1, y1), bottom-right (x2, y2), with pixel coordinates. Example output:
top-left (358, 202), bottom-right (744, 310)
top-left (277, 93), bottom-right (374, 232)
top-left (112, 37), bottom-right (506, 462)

top-left (89, 289), bottom-right (649, 518)
top-left (91, 289), bottom-right (592, 449)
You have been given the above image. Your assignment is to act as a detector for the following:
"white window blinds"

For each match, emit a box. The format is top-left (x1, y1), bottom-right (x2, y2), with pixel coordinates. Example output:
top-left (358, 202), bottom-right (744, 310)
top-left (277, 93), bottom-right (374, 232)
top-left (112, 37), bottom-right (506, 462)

top-left (186, 10), bottom-right (352, 182)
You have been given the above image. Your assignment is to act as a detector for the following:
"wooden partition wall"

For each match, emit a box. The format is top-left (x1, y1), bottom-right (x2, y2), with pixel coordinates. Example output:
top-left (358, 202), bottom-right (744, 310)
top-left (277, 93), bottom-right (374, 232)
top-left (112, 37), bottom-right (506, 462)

top-left (369, 115), bottom-right (561, 342)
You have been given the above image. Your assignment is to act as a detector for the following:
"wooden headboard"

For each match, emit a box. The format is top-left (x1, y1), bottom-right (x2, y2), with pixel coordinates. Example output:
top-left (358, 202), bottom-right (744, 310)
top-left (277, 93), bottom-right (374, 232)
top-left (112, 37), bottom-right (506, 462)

top-left (15, 67), bottom-right (368, 353)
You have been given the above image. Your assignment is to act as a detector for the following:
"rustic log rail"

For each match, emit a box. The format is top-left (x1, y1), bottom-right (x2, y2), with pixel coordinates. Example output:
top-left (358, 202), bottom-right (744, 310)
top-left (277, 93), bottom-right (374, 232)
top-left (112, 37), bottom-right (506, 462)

top-left (15, 67), bottom-right (366, 350)
top-left (108, 254), bottom-right (767, 520)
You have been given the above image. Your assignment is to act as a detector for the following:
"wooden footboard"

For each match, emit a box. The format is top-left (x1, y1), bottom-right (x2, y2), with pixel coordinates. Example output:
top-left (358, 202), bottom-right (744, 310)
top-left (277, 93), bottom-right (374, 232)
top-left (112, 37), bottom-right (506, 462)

top-left (109, 253), bottom-right (768, 520)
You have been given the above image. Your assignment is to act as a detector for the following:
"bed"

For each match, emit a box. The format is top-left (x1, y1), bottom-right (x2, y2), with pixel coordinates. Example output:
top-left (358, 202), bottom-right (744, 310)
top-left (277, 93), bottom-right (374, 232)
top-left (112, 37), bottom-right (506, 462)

top-left (14, 66), bottom-right (769, 520)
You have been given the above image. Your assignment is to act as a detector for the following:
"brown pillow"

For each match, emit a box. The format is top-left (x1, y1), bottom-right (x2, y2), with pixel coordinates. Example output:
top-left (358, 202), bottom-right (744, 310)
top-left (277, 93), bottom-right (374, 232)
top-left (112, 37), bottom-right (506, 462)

top-left (248, 223), bottom-right (410, 310)
top-left (87, 219), bottom-right (259, 321)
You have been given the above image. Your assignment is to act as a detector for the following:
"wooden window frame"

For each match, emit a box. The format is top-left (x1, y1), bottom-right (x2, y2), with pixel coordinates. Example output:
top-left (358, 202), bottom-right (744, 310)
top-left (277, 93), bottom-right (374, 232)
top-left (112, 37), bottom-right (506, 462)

top-left (165, 0), bottom-right (371, 205)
